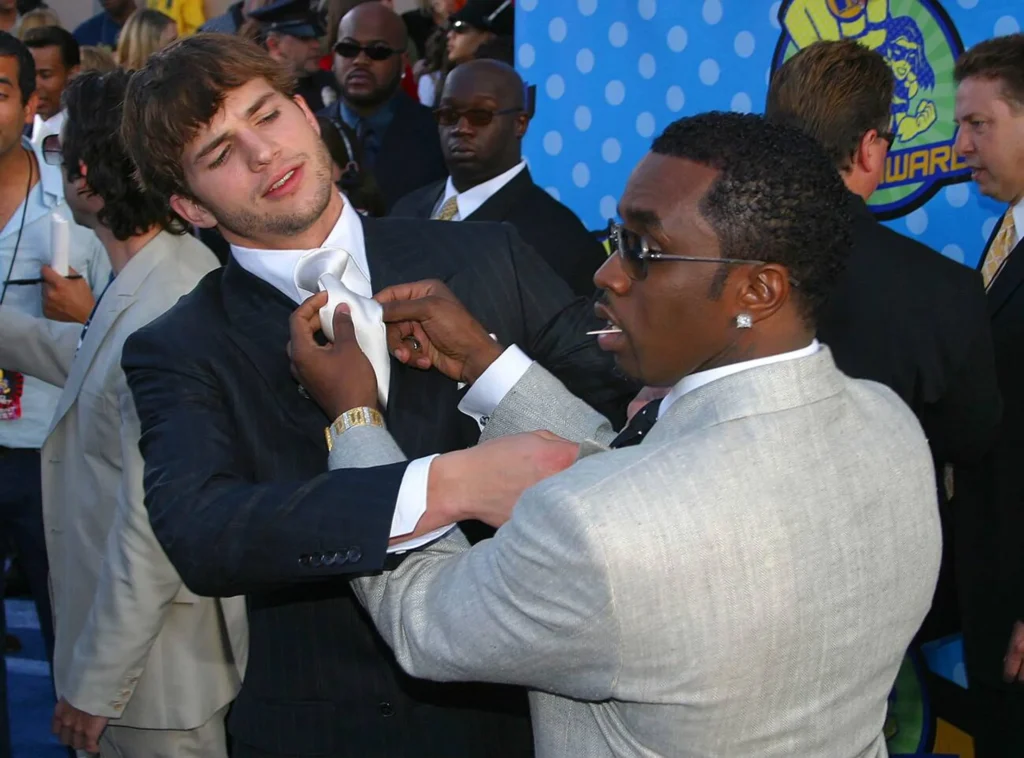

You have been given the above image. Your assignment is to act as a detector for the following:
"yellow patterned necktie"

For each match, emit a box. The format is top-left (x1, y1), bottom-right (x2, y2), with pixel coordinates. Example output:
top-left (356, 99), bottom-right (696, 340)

top-left (981, 210), bottom-right (1017, 289)
top-left (434, 195), bottom-right (459, 221)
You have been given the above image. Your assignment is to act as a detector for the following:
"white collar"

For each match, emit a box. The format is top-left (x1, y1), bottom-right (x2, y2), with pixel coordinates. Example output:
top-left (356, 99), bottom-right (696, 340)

top-left (230, 194), bottom-right (371, 303)
top-left (1011, 197), bottom-right (1024, 248)
top-left (657, 339), bottom-right (821, 420)
top-left (439, 160), bottom-right (527, 220)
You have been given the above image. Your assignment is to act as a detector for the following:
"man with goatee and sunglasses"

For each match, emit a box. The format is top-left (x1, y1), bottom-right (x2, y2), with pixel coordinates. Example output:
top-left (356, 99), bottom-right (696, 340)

top-left (320, 2), bottom-right (445, 210)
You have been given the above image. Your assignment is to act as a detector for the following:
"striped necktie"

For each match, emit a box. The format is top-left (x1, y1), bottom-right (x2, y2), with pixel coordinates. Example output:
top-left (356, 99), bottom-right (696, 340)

top-left (981, 210), bottom-right (1017, 289)
top-left (434, 195), bottom-right (459, 221)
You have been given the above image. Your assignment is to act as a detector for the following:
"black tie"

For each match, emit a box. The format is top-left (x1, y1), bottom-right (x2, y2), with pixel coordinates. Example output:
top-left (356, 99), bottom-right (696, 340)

top-left (610, 399), bottom-right (662, 449)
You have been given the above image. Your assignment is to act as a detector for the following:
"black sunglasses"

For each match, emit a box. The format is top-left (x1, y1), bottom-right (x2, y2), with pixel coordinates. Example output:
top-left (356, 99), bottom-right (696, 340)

top-left (433, 106), bottom-right (521, 127)
top-left (607, 221), bottom-right (800, 285)
top-left (42, 134), bottom-right (62, 166)
top-left (333, 41), bottom-right (402, 60)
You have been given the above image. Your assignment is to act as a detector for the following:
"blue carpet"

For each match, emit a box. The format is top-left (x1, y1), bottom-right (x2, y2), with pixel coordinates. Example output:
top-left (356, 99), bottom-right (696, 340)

top-left (6, 598), bottom-right (66, 757)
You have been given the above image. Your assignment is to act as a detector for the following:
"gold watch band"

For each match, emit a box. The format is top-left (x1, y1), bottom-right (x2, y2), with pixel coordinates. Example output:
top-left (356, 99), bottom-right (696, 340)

top-left (325, 407), bottom-right (385, 451)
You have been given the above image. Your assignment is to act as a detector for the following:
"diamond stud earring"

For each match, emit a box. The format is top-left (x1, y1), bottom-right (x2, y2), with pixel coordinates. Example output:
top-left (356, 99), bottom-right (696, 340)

top-left (735, 313), bottom-right (753, 329)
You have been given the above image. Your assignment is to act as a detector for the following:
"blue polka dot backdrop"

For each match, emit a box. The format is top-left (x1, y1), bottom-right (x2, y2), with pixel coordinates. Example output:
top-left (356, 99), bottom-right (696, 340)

top-left (516, 0), bottom-right (1022, 268)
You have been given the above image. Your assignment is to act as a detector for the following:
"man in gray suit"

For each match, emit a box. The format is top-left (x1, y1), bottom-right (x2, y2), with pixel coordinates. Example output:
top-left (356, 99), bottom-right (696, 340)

top-left (0, 71), bottom-right (244, 757)
top-left (291, 113), bottom-right (942, 756)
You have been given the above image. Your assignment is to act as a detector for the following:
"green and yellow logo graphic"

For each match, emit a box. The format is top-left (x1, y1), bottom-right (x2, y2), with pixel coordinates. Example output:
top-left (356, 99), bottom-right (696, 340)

top-left (772, 0), bottom-right (970, 219)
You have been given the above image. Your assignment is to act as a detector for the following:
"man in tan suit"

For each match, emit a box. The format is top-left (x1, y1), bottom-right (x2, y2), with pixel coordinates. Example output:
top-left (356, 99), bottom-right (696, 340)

top-left (0, 70), bottom-right (246, 756)
top-left (292, 113), bottom-right (942, 756)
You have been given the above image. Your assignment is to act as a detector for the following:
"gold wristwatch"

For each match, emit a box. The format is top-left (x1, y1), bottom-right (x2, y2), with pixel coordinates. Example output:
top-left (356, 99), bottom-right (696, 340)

top-left (325, 407), bottom-right (385, 451)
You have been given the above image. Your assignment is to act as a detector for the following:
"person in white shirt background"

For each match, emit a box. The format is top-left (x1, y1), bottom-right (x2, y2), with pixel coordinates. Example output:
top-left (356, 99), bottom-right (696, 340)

top-left (22, 25), bottom-right (77, 146)
top-left (0, 30), bottom-right (108, 758)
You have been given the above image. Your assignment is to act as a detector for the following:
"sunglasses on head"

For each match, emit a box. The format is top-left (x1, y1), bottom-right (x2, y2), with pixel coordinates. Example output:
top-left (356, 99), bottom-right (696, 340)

top-left (606, 220), bottom-right (797, 284)
top-left (433, 106), bottom-right (522, 127)
top-left (333, 41), bottom-right (401, 60)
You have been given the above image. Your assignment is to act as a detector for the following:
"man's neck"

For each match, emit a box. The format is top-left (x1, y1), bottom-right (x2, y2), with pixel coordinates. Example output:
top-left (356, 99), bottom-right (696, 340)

top-left (95, 224), bottom-right (162, 275)
top-left (688, 329), bottom-right (816, 378)
top-left (0, 143), bottom-right (37, 196)
top-left (451, 158), bottom-right (520, 194)
top-left (842, 170), bottom-right (876, 201)
top-left (344, 93), bottom-right (395, 120)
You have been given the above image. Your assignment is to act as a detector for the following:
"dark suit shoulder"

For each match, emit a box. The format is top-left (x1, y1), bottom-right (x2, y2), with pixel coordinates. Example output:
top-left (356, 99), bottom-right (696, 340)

top-left (512, 183), bottom-right (596, 230)
top-left (390, 180), bottom-right (445, 218)
top-left (853, 214), bottom-right (984, 299)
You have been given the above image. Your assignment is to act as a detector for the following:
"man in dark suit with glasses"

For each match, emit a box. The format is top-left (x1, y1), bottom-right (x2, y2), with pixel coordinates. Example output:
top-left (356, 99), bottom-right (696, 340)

top-left (391, 59), bottom-right (608, 297)
top-left (319, 2), bottom-right (445, 210)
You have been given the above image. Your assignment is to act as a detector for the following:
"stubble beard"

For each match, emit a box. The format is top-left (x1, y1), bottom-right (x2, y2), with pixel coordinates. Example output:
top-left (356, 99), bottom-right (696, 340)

top-left (215, 143), bottom-right (335, 241)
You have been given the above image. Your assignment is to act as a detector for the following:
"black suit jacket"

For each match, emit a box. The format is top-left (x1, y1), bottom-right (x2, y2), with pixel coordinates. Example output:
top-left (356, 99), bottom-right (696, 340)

top-left (954, 213), bottom-right (1024, 689)
top-left (817, 194), bottom-right (1002, 646)
top-left (818, 195), bottom-right (1000, 467)
top-left (319, 94), bottom-right (447, 212)
top-left (390, 168), bottom-right (609, 297)
top-left (122, 217), bottom-right (634, 757)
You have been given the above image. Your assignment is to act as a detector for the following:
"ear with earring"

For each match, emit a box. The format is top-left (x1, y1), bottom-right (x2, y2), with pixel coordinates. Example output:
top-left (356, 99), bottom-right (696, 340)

top-left (734, 313), bottom-right (753, 329)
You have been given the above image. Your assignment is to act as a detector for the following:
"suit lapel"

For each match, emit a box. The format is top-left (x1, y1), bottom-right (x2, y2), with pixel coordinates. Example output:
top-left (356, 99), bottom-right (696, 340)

top-left (987, 237), bottom-right (1024, 318)
top-left (220, 260), bottom-right (331, 438)
top-left (462, 167), bottom-right (533, 224)
top-left (417, 181), bottom-right (445, 218)
top-left (50, 236), bottom-right (171, 430)
top-left (360, 218), bottom-right (464, 452)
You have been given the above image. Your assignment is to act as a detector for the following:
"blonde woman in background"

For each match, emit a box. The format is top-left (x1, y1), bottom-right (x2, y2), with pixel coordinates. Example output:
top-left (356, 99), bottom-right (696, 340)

top-left (80, 45), bottom-right (117, 73)
top-left (16, 7), bottom-right (60, 39)
top-left (115, 9), bottom-right (177, 71)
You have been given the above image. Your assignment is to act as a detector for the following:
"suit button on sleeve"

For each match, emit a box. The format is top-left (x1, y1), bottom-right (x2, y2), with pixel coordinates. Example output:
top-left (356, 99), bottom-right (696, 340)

top-left (310, 553), bottom-right (323, 568)
top-left (378, 701), bottom-right (394, 717)
top-left (347, 546), bottom-right (362, 563)
top-left (322, 551), bottom-right (338, 566)
top-left (298, 554), bottom-right (311, 567)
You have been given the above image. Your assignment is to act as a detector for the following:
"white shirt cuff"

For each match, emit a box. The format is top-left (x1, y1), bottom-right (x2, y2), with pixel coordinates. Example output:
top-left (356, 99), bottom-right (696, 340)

top-left (388, 454), bottom-right (452, 553)
top-left (457, 345), bottom-right (534, 428)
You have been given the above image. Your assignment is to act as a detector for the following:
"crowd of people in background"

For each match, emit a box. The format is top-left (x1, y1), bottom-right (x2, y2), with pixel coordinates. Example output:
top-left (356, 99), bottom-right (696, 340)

top-left (0, 1), bottom-right (1021, 757)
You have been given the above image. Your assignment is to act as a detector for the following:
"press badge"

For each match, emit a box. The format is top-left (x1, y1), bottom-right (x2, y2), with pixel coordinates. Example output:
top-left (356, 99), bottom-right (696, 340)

top-left (0, 369), bottom-right (24, 421)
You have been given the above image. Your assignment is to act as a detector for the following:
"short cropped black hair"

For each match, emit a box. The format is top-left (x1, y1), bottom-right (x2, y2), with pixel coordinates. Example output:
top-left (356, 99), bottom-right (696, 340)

top-left (0, 31), bottom-right (36, 104)
top-left (62, 70), bottom-right (186, 240)
top-left (22, 26), bottom-right (80, 69)
top-left (651, 112), bottom-right (852, 326)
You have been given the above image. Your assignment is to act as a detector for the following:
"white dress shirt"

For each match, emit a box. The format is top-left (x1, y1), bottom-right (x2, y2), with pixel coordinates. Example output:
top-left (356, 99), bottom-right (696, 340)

top-left (432, 160), bottom-right (528, 221)
top-left (231, 196), bottom-right (449, 553)
top-left (461, 340), bottom-right (822, 428)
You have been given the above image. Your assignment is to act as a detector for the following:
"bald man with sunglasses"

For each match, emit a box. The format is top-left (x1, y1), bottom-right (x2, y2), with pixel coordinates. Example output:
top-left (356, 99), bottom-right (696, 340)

top-left (319, 2), bottom-right (445, 210)
top-left (391, 59), bottom-right (607, 297)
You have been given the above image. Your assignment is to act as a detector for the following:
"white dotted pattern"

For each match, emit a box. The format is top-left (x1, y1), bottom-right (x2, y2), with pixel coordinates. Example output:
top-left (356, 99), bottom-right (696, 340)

top-left (549, 17), bottom-right (567, 42)
top-left (576, 48), bottom-right (595, 73)
top-left (518, 0), bottom-right (1018, 269)
top-left (543, 131), bottom-right (563, 156)
top-left (518, 43), bottom-right (535, 69)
